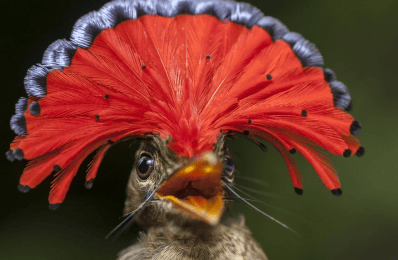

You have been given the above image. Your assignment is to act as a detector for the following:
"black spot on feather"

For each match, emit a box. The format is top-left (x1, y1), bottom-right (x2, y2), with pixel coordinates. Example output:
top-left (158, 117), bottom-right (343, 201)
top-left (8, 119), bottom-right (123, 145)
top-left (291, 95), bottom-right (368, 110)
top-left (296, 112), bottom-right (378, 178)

top-left (13, 149), bottom-right (24, 161)
top-left (6, 150), bottom-right (15, 162)
top-left (18, 185), bottom-right (30, 193)
top-left (356, 146), bottom-right (365, 157)
top-left (85, 179), bottom-right (95, 189)
top-left (331, 189), bottom-right (342, 196)
top-left (343, 149), bottom-right (351, 157)
top-left (29, 102), bottom-right (41, 116)
top-left (294, 188), bottom-right (303, 195)
top-left (49, 203), bottom-right (61, 210)
top-left (53, 165), bottom-right (62, 172)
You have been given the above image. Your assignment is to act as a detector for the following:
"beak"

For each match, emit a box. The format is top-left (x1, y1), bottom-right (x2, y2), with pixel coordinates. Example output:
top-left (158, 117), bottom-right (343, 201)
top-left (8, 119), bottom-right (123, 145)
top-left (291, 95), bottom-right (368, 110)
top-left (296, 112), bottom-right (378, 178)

top-left (156, 152), bottom-right (224, 225)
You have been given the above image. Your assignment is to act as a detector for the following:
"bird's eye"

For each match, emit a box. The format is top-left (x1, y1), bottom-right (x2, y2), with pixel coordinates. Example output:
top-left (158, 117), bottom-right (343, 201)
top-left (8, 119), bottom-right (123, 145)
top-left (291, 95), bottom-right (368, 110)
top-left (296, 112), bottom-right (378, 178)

top-left (136, 154), bottom-right (154, 180)
top-left (223, 155), bottom-right (234, 177)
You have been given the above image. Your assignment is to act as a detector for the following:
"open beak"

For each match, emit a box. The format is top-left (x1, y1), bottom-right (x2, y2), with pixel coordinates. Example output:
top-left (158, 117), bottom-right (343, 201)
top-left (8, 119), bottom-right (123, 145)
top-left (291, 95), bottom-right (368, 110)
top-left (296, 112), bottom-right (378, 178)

top-left (156, 152), bottom-right (224, 225)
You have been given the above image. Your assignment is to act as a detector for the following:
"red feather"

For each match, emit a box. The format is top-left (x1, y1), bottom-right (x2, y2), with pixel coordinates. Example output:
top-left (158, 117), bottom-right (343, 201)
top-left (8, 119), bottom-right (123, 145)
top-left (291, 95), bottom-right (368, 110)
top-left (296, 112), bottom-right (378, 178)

top-left (10, 14), bottom-right (361, 204)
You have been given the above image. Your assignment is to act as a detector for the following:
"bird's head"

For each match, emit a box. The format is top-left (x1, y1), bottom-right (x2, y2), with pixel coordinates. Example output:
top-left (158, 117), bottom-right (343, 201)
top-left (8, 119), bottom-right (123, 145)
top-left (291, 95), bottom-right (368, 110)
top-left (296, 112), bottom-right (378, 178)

top-left (124, 134), bottom-right (233, 227)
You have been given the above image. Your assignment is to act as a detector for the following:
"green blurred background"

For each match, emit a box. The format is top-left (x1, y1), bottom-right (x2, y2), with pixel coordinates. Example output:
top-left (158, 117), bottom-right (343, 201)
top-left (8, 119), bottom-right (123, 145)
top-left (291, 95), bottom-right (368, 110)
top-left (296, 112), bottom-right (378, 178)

top-left (1, 0), bottom-right (397, 259)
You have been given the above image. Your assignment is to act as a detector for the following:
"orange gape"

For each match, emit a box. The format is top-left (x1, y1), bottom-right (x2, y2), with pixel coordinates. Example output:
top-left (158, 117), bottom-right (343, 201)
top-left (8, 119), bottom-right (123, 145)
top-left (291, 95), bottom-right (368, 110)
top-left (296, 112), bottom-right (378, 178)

top-left (157, 152), bottom-right (224, 225)
top-left (9, 14), bottom-right (361, 206)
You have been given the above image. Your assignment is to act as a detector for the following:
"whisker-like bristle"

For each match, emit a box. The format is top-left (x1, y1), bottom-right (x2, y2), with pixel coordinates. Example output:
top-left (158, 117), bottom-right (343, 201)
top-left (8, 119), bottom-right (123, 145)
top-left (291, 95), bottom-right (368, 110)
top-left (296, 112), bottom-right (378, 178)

top-left (226, 182), bottom-right (301, 218)
top-left (233, 182), bottom-right (282, 199)
top-left (225, 195), bottom-right (301, 220)
top-left (223, 196), bottom-right (254, 201)
top-left (224, 182), bottom-right (298, 235)
top-left (106, 189), bottom-right (157, 239)
top-left (227, 183), bottom-right (260, 201)
top-left (234, 175), bottom-right (270, 188)
top-left (109, 219), bottom-right (136, 242)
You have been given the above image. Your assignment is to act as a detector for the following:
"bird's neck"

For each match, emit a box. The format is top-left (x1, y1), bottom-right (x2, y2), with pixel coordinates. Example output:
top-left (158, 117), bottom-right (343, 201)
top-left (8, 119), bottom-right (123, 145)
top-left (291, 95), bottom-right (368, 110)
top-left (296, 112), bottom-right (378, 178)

top-left (117, 216), bottom-right (268, 260)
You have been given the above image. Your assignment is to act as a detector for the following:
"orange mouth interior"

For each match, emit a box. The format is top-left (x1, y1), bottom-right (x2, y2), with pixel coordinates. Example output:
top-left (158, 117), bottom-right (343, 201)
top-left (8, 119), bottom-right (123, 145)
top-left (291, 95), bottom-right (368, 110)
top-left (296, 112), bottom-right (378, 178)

top-left (156, 153), bottom-right (224, 225)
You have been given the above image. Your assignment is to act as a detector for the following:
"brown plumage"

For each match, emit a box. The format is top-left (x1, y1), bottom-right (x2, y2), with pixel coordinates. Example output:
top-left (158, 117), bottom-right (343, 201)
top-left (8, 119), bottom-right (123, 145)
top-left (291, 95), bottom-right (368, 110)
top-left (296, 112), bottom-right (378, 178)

top-left (118, 217), bottom-right (267, 259)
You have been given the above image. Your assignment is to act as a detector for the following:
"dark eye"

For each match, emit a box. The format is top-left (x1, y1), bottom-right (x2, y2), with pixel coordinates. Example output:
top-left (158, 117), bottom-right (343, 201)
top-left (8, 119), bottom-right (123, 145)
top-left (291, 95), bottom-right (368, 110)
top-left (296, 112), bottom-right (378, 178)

top-left (223, 155), bottom-right (234, 177)
top-left (136, 154), bottom-right (154, 180)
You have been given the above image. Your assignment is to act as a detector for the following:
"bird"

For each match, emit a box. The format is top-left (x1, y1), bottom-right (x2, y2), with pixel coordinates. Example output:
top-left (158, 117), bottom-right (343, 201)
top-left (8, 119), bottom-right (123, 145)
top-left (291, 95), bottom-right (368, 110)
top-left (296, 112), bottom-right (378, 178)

top-left (118, 135), bottom-right (269, 259)
top-left (6, 0), bottom-right (365, 259)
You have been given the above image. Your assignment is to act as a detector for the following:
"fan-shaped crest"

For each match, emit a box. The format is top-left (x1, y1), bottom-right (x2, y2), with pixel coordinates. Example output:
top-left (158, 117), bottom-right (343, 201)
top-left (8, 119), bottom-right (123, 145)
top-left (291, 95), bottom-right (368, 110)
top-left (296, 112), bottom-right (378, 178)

top-left (7, 0), bottom-right (364, 207)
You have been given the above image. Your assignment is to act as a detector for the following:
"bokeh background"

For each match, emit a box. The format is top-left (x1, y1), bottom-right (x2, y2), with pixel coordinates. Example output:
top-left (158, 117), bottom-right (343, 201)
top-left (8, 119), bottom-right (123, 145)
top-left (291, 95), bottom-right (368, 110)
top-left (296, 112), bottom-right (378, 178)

top-left (1, 0), bottom-right (397, 259)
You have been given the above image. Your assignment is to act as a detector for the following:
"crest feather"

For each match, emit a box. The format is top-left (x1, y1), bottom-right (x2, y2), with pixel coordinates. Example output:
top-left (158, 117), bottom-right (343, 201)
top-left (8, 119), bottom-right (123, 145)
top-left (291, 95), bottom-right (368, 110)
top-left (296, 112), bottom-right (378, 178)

top-left (8, 0), bottom-right (363, 206)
